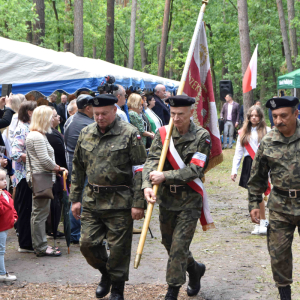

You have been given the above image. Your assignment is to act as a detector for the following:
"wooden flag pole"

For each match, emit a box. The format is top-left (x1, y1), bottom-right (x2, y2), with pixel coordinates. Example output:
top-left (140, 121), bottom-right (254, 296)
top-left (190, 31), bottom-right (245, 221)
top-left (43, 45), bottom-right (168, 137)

top-left (134, 0), bottom-right (209, 269)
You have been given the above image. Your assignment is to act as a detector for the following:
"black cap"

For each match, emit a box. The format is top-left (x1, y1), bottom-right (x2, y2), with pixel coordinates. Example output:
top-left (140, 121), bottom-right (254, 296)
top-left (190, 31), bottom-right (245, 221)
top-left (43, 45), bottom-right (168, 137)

top-left (165, 95), bottom-right (195, 107)
top-left (88, 94), bottom-right (118, 107)
top-left (266, 96), bottom-right (299, 110)
top-left (76, 94), bottom-right (94, 109)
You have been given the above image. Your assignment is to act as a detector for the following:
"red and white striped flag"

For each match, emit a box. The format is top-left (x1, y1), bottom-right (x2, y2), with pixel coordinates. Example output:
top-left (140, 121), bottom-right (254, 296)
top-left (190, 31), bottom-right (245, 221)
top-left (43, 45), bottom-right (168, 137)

top-left (182, 22), bottom-right (223, 231)
top-left (183, 22), bottom-right (223, 171)
top-left (243, 44), bottom-right (258, 93)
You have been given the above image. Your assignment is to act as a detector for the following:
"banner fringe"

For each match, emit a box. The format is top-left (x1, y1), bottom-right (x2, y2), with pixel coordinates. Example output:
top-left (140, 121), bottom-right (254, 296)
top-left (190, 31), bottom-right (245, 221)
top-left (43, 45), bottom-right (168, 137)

top-left (202, 222), bottom-right (215, 231)
top-left (205, 153), bottom-right (223, 173)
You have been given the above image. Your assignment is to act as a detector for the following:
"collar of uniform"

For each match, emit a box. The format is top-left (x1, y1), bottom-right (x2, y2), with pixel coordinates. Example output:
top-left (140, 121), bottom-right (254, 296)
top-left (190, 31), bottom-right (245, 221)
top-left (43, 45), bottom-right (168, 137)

top-left (94, 118), bottom-right (121, 136)
top-left (272, 119), bottom-right (300, 143)
top-left (172, 121), bottom-right (196, 143)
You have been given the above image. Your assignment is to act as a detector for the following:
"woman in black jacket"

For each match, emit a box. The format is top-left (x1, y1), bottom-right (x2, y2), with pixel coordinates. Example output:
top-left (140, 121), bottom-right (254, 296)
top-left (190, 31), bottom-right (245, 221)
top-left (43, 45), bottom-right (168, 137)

top-left (45, 107), bottom-right (68, 237)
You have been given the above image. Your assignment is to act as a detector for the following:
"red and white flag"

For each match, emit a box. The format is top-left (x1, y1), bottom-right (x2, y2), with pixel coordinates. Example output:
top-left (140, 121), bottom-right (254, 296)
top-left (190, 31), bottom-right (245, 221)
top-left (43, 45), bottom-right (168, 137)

top-left (183, 22), bottom-right (222, 169)
top-left (182, 22), bottom-right (223, 231)
top-left (243, 44), bottom-right (258, 94)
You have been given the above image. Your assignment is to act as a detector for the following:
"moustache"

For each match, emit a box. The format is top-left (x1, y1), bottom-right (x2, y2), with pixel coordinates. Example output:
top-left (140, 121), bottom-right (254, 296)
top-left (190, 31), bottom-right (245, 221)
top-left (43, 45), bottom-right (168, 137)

top-left (276, 123), bottom-right (286, 127)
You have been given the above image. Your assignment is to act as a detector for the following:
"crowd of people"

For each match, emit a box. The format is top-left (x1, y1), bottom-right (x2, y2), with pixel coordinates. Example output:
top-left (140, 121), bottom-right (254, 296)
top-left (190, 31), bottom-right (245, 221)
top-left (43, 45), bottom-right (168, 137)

top-left (0, 86), bottom-right (298, 300)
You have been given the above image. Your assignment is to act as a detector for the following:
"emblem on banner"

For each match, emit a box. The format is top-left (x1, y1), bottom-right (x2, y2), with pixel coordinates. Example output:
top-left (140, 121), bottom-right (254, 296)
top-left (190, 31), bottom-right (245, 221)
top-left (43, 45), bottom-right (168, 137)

top-left (199, 44), bottom-right (208, 67)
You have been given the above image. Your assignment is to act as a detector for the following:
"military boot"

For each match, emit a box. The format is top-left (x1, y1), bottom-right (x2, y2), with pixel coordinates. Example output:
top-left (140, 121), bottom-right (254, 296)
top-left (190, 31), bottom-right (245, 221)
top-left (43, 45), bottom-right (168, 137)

top-left (109, 281), bottom-right (125, 300)
top-left (96, 267), bottom-right (111, 298)
top-left (186, 261), bottom-right (206, 296)
top-left (165, 285), bottom-right (180, 300)
top-left (278, 285), bottom-right (291, 300)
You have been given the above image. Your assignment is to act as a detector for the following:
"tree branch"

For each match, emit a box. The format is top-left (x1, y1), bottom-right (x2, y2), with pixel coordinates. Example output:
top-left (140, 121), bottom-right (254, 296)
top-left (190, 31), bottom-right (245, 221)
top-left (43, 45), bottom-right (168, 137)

top-left (227, 0), bottom-right (238, 12)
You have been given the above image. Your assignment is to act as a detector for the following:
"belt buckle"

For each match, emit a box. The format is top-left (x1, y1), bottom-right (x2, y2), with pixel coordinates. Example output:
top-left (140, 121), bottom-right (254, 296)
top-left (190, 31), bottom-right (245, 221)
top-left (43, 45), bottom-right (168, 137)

top-left (170, 185), bottom-right (176, 193)
top-left (93, 186), bottom-right (99, 193)
top-left (289, 189), bottom-right (297, 198)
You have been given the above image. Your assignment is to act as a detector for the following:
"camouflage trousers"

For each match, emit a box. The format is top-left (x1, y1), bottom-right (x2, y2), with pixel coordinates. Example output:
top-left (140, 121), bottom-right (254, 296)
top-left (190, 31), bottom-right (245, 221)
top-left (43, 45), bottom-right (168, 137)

top-left (159, 206), bottom-right (201, 287)
top-left (80, 207), bottom-right (133, 282)
top-left (267, 210), bottom-right (300, 287)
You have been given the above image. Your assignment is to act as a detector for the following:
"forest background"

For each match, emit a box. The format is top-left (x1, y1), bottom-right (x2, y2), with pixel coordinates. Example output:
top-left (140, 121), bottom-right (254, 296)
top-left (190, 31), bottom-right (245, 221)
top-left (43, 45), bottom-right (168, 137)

top-left (0, 0), bottom-right (299, 109)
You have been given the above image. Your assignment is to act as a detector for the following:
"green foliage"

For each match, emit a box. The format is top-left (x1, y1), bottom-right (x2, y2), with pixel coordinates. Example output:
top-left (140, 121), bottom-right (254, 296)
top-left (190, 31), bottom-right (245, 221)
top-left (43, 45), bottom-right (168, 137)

top-left (0, 0), bottom-right (299, 107)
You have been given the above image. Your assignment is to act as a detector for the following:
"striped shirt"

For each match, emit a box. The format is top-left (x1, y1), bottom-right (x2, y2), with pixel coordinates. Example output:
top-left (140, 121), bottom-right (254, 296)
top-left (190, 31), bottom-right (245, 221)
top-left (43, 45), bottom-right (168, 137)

top-left (26, 131), bottom-right (56, 183)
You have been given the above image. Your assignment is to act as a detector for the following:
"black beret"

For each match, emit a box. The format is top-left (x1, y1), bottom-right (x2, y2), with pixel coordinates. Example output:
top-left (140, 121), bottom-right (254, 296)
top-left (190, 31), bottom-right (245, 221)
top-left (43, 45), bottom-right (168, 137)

top-left (266, 96), bottom-right (299, 110)
top-left (165, 95), bottom-right (195, 107)
top-left (76, 94), bottom-right (94, 109)
top-left (88, 94), bottom-right (118, 107)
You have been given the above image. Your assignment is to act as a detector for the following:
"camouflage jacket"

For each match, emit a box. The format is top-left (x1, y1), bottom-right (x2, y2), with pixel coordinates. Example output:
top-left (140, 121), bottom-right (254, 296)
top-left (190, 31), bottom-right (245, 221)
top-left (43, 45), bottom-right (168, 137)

top-left (69, 118), bottom-right (147, 209)
top-left (142, 121), bottom-right (211, 211)
top-left (248, 119), bottom-right (300, 215)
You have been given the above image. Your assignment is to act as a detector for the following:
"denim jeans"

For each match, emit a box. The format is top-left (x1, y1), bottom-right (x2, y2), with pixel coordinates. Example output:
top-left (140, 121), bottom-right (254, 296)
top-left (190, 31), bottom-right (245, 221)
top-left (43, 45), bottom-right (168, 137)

top-left (70, 177), bottom-right (88, 242)
top-left (0, 230), bottom-right (8, 275)
top-left (223, 121), bottom-right (234, 148)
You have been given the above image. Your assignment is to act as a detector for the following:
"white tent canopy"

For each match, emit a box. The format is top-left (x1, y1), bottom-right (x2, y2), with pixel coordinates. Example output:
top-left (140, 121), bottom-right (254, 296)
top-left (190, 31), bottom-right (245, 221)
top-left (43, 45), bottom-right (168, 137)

top-left (0, 37), bottom-right (179, 96)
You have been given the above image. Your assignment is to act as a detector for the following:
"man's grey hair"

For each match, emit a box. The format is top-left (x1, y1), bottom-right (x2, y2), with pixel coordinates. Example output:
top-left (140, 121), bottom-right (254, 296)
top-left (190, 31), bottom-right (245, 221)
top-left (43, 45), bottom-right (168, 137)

top-left (113, 84), bottom-right (125, 96)
top-left (292, 105), bottom-right (298, 113)
top-left (67, 99), bottom-right (77, 113)
top-left (154, 84), bottom-right (165, 94)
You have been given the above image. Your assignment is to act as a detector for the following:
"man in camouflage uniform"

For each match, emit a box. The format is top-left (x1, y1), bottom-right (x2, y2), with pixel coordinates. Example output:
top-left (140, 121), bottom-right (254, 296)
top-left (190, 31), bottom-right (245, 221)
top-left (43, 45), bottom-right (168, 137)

top-left (248, 96), bottom-right (300, 300)
top-left (70, 94), bottom-right (147, 300)
top-left (142, 95), bottom-right (211, 300)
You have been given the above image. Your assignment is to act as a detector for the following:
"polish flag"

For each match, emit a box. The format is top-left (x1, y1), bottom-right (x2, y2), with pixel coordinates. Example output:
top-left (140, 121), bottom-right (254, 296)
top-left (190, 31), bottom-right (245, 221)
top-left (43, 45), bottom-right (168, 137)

top-left (243, 44), bottom-right (258, 94)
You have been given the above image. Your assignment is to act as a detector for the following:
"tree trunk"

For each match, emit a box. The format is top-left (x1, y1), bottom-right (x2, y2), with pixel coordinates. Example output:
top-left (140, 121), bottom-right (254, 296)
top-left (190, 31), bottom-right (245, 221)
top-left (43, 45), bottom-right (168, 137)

top-left (276, 0), bottom-right (293, 72)
top-left (93, 45), bottom-right (97, 59)
top-left (169, 39), bottom-right (173, 78)
top-left (237, 0), bottom-right (253, 114)
top-left (26, 21), bottom-right (33, 43)
top-left (260, 67), bottom-right (267, 101)
top-left (106, 0), bottom-right (115, 63)
top-left (52, 1), bottom-right (61, 51)
top-left (287, 0), bottom-right (298, 62)
top-left (140, 35), bottom-right (148, 71)
top-left (74, 0), bottom-right (84, 56)
top-left (128, 0), bottom-right (137, 69)
top-left (158, 0), bottom-right (171, 77)
top-left (64, 0), bottom-right (71, 52)
top-left (33, 0), bottom-right (45, 46)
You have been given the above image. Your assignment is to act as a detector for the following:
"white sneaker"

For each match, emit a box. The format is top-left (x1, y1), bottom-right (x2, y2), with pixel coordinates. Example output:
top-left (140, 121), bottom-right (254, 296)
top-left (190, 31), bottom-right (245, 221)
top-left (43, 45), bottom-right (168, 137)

top-left (258, 219), bottom-right (268, 236)
top-left (18, 247), bottom-right (34, 253)
top-left (0, 272), bottom-right (17, 282)
top-left (251, 224), bottom-right (260, 235)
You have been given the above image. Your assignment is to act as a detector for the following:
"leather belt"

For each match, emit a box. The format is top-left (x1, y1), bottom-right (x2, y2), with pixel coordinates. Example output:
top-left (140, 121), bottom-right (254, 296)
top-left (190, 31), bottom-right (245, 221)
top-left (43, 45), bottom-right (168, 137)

top-left (88, 183), bottom-right (130, 193)
top-left (169, 185), bottom-right (187, 194)
top-left (273, 187), bottom-right (300, 199)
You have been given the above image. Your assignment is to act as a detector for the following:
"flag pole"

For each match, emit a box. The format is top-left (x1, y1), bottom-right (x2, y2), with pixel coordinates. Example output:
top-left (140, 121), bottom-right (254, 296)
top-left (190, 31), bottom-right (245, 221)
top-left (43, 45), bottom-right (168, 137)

top-left (134, 0), bottom-right (209, 270)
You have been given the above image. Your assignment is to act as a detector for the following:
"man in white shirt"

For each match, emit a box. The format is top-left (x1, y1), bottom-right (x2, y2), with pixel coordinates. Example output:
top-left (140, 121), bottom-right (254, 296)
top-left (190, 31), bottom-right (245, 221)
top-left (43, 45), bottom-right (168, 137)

top-left (113, 85), bottom-right (129, 123)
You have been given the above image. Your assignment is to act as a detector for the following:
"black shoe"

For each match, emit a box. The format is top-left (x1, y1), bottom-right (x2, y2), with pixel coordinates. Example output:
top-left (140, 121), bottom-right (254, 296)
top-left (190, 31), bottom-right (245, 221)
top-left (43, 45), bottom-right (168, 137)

top-left (70, 240), bottom-right (79, 245)
top-left (165, 285), bottom-right (180, 300)
top-left (96, 268), bottom-right (111, 298)
top-left (278, 286), bottom-right (291, 300)
top-left (186, 261), bottom-right (206, 296)
top-left (109, 281), bottom-right (125, 300)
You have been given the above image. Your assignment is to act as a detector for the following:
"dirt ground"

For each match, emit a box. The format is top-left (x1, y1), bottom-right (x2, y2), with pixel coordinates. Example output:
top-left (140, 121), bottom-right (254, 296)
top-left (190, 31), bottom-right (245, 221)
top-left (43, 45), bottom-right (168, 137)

top-left (1, 148), bottom-right (300, 300)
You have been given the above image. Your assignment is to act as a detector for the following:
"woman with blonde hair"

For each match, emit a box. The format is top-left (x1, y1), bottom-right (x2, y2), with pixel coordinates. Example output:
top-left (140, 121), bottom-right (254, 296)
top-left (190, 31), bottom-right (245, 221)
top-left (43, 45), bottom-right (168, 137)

top-left (128, 93), bottom-right (154, 147)
top-left (26, 105), bottom-right (68, 257)
top-left (231, 105), bottom-right (270, 235)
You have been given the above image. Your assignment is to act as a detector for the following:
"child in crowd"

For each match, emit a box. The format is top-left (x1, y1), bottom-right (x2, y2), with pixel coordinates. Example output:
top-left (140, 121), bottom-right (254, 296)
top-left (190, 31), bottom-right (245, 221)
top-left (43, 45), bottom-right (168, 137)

top-left (0, 169), bottom-right (17, 281)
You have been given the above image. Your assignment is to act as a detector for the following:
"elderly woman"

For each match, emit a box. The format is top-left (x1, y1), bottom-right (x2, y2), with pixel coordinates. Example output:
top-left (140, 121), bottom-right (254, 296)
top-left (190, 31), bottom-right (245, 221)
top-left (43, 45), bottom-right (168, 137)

top-left (128, 93), bottom-right (154, 147)
top-left (3, 95), bottom-right (22, 159)
top-left (11, 101), bottom-right (37, 253)
top-left (26, 106), bottom-right (68, 257)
